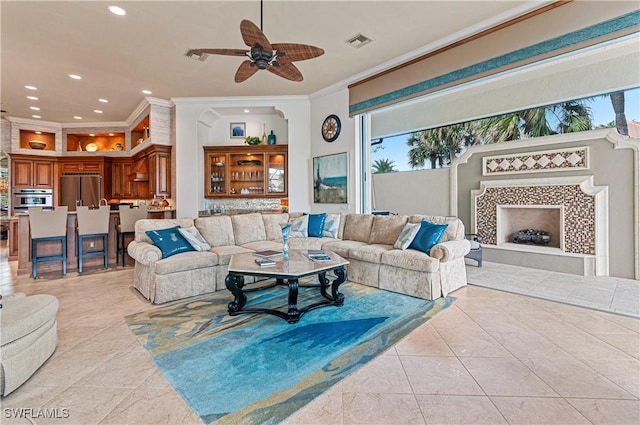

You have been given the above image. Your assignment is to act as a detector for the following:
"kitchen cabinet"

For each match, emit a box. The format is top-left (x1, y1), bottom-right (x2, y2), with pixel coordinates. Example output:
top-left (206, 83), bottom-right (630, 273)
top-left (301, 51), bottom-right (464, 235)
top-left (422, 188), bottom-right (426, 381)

top-left (147, 146), bottom-right (171, 197)
top-left (10, 155), bottom-right (55, 189)
top-left (58, 157), bottom-right (105, 173)
top-left (111, 158), bottom-right (133, 198)
top-left (203, 145), bottom-right (287, 198)
top-left (127, 145), bottom-right (171, 198)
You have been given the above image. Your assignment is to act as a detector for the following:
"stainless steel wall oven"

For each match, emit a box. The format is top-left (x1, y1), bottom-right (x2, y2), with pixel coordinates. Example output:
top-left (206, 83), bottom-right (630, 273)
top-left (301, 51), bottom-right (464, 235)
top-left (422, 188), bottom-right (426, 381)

top-left (12, 188), bottom-right (53, 212)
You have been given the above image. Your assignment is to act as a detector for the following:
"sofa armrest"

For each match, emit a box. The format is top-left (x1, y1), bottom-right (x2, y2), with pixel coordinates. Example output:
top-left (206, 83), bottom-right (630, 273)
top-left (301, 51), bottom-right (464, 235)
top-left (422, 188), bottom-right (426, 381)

top-left (430, 239), bottom-right (471, 262)
top-left (127, 240), bottom-right (162, 266)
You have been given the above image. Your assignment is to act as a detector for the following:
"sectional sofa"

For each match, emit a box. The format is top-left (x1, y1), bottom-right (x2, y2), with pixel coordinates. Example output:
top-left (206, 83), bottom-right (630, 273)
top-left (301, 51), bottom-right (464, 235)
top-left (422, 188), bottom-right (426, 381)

top-left (127, 212), bottom-right (470, 304)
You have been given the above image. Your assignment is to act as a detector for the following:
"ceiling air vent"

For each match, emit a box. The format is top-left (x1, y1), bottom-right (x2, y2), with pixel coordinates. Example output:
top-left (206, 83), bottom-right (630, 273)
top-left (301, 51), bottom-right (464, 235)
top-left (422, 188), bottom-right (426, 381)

top-left (185, 49), bottom-right (208, 61)
top-left (345, 34), bottom-right (372, 48)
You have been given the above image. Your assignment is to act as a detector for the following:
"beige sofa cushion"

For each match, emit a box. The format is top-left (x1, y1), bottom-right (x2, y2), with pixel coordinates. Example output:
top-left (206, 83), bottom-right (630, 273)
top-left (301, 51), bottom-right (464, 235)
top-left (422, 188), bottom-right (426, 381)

top-left (262, 213), bottom-right (289, 241)
top-left (231, 213), bottom-right (267, 245)
top-left (369, 215), bottom-right (408, 245)
top-left (349, 244), bottom-right (394, 263)
top-left (381, 249), bottom-right (440, 273)
top-left (408, 215), bottom-right (464, 242)
top-left (0, 294), bottom-right (58, 345)
top-left (195, 216), bottom-right (235, 247)
top-left (210, 245), bottom-right (254, 265)
top-left (135, 218), bottom-right (195, 244)
top-left (342, 214), bottom-right (374, 243)
top-left (322, 240), bottom-right (368, 258)
top-left (154, 251), bottom-right (219, 275)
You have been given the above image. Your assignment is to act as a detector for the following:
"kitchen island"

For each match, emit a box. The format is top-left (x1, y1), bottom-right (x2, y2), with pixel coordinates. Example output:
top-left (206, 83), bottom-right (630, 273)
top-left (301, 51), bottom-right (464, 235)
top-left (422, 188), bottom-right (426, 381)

top-left (13, 208), bottom-right (176, 276)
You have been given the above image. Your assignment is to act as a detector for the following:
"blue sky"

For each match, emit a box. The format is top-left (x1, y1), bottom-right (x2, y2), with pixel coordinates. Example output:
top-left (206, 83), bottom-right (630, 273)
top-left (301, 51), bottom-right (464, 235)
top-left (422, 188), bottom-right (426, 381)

top-left (373, 88), bottom-right (640, 172)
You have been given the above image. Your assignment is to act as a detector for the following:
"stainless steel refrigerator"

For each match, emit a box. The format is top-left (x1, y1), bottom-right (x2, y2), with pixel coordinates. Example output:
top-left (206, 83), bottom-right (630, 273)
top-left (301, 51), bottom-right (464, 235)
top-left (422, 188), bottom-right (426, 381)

top-left (60, 174), bottom-right (102, 211)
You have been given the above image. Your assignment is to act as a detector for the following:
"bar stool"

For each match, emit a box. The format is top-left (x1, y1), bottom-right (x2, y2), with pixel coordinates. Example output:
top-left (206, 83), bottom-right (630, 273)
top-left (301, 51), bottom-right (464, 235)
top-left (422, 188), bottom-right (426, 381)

top-left (29, 206), bottom-right (68, 279)
top-left (116, 205), bottom-right (148, 266)
top-left (76, 206), bottom-right (110, 273)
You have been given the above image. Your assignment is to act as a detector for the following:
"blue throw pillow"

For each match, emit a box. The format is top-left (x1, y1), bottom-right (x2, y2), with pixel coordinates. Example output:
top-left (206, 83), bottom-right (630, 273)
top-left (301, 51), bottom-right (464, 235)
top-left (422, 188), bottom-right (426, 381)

top-left (408, 219), bottom-right (448, 254)
top-left (145, 226), bottom-right (195, 259)
top-left (307, 213), bottom-right (327, 238)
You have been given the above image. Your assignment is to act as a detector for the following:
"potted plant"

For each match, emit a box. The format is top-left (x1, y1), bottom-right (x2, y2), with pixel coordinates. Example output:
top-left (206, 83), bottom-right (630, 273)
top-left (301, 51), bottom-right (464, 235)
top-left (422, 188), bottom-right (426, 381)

top-left (244, 136), bottom-right (261, 145)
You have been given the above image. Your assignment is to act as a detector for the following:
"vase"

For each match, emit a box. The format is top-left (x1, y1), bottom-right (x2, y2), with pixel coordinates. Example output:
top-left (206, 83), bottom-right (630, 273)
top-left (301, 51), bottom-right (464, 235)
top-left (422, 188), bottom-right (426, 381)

top-left (280, 223), bottom-right (291, 259)
top-left (261, 124), bottom-right (267, 145)
top-left (267, 130), bottom-right (276, 145)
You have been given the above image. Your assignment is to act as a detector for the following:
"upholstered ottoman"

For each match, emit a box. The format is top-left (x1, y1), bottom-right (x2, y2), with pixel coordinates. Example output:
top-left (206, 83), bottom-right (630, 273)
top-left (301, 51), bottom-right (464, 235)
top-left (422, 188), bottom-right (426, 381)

top-left (0, 293), bottom-right (59, 396)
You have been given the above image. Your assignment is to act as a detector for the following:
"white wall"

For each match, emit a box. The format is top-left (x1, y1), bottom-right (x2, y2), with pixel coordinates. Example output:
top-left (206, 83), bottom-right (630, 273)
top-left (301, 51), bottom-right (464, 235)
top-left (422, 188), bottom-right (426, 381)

top-left (309, 88), bottom-right (358, 213)
top-left (172, 96), bottom-right (311, 218)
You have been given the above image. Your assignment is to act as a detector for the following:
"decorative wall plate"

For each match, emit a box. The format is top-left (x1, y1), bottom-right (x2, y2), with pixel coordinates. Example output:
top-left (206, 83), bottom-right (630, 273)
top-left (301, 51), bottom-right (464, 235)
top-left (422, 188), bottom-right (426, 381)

top-left (85, 142), bottom-right (98, 152)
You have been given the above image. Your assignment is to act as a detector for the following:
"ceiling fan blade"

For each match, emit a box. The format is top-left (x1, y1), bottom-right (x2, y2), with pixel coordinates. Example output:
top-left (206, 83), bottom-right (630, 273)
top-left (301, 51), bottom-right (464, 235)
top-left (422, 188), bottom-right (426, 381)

top-left (189, 48), bottom-right (248, 57)
top-left (235, 60), bottom-right (259, 83)
top-left (268, 62), bottom-right (303, 82)
top-left (240, 19), bottom-right (273, 50)
top-left (271, 43), bottom-right (325, 63)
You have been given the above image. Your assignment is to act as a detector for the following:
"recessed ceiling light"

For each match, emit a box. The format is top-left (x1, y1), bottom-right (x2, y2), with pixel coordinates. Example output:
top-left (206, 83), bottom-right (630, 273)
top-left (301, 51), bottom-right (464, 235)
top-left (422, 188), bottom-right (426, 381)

top-left (244, 109), bottom-right (250, 113)
top-left (108, 5), bottom-right (126, 16)
top-left (73, 116), bottom-right (82, 120)
top-left (27, 96), bottom-right (39, 100)
top-left (109, 133), bottom-right (114, 136)
top-left (142, 89), bottom-right (152, 95)
top-left (30, 106), bottom-right (40, 111)
top-left (69, 74), bottom-right (82, 80)
top-left (98, 98), bottom-right (109, 103)
top-left (32, 115), bottom-right (41, 119)
top-left (94, 110), bottom-right (103, 114)
top-left (25, 85), bottom-right (37, 90)
top-left (35, 131), bottom-right (42, 134)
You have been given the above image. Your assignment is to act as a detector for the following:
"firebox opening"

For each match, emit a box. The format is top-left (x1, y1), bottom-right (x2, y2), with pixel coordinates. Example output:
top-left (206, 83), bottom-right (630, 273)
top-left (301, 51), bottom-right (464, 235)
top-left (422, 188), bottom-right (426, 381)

top-left (497, 205), bottom-right (563, 250)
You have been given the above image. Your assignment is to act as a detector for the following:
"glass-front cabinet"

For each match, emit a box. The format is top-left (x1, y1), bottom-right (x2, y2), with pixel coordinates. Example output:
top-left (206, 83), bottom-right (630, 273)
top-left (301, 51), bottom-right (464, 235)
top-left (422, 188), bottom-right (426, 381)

top-left (204, 145), bottom-right (287, 198)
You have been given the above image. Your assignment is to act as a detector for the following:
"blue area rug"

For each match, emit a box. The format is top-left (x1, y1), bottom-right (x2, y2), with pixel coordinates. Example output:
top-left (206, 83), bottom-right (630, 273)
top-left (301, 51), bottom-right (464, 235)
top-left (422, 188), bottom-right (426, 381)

top-left (125, 281), bottom-right (454, 424)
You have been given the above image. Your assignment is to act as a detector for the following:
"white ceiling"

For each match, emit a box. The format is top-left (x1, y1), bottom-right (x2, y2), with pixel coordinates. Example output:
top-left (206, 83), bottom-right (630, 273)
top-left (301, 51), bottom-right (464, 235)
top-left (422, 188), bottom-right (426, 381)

top-left (1, 1), bottom-right (540, 124)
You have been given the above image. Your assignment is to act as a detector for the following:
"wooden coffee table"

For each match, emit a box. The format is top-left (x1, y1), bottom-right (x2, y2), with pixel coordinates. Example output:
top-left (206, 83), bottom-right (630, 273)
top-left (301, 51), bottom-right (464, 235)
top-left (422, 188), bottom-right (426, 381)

top-left (225, 249), bottom-right (349, 324)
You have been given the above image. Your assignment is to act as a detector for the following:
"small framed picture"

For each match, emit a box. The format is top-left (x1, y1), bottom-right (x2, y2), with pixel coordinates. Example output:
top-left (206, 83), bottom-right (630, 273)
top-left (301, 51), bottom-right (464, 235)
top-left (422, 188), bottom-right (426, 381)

top-left (230, 122), bottom-right (246, 138)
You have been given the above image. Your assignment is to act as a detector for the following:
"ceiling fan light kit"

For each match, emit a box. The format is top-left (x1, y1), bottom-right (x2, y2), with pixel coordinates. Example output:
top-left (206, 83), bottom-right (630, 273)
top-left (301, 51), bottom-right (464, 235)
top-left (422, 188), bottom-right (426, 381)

top-left (188, 1), bottom-right (324, 83)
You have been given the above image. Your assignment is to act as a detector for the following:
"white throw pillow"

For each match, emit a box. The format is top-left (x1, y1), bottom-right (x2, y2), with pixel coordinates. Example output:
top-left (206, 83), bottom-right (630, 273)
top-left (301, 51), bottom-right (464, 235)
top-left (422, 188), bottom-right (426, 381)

top-left (178, 227), bottom-right (211, 251)
top-left (288, 215), bottom-right (309, 238)
top-left (393, 222), bottom-right (421, 250)
top-left (322, 213), bottom-right (341, 238)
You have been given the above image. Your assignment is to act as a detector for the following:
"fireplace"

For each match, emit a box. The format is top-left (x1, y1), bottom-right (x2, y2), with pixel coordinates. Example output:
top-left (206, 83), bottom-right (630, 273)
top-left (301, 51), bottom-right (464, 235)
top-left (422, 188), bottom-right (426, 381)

top-left (497, 205), bottom-right (563, 249)
top-left (471, 176), bottom-right (609, 276)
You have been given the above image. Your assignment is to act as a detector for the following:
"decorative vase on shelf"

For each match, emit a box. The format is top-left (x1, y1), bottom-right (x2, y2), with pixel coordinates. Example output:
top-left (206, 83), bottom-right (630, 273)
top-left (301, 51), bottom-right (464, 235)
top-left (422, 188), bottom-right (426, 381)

top-left (261, 124), bottom-right (267, 145)
top-left (267, 130), bottom-right (276, 145)
top-left (280, 223), bottom-right (291, 259)
top-left (143, 125), bottom-right (149, 140)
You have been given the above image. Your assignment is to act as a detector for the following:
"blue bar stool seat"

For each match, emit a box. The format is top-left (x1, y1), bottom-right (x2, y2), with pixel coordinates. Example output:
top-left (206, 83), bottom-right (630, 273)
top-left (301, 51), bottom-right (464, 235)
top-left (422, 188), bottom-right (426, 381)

top-left (76, 206), bottom-right (111, 273)
top-left (29, 206), bottom-right (68, 279)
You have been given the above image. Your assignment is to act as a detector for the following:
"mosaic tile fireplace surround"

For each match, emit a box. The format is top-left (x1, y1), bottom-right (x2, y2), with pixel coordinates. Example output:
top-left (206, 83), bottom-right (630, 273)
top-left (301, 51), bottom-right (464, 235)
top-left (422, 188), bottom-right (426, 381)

top-left (471, 176), bottom-right (608, 276)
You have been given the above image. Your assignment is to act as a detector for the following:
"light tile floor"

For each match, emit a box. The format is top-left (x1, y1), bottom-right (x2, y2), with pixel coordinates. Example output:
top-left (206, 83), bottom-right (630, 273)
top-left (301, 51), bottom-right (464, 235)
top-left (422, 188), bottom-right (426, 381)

top-left (1, 247), bottom-right (638, 425)
top-left (466, 261), bottom-right (640, 318)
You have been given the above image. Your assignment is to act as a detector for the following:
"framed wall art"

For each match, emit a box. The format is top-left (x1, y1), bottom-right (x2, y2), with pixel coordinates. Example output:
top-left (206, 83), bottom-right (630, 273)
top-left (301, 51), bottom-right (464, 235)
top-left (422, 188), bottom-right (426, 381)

top-left (313, 152), bottom-right (348, 204)
top-left (230, 122), bottom-right (246, 138)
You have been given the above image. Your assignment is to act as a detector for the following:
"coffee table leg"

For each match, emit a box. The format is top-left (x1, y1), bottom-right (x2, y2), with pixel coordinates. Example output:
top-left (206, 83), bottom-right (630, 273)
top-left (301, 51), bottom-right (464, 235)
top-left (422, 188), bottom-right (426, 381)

top-left (318, 267), bottom-right (346, 304)
top-left (331, 266), bottom-right (346, 305)
top-left (287, 278), bottom-right (300, 323)
top-left (226, 273), bottom-right (247, 313)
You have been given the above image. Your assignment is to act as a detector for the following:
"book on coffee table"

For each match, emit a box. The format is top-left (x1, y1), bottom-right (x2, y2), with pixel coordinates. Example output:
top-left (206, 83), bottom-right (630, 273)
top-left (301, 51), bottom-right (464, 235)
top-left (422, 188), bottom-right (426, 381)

top-left (253, 250), bottom-right (282, 258)
top-left (255, 258), bottom-right (276, 267)
top-left (304, 253), bottom-right (332, 262)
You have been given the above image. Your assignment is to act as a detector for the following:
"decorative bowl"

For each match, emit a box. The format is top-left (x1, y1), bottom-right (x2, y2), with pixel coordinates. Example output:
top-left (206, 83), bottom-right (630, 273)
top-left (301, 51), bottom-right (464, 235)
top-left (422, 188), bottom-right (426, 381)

top-left (28, 141), bottom-right (46, 150)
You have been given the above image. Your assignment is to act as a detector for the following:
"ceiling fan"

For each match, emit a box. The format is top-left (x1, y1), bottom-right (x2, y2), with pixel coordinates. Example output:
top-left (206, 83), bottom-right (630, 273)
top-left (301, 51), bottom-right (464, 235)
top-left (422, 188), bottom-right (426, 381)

top-left (187, 1), bottom-right (324, 83)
